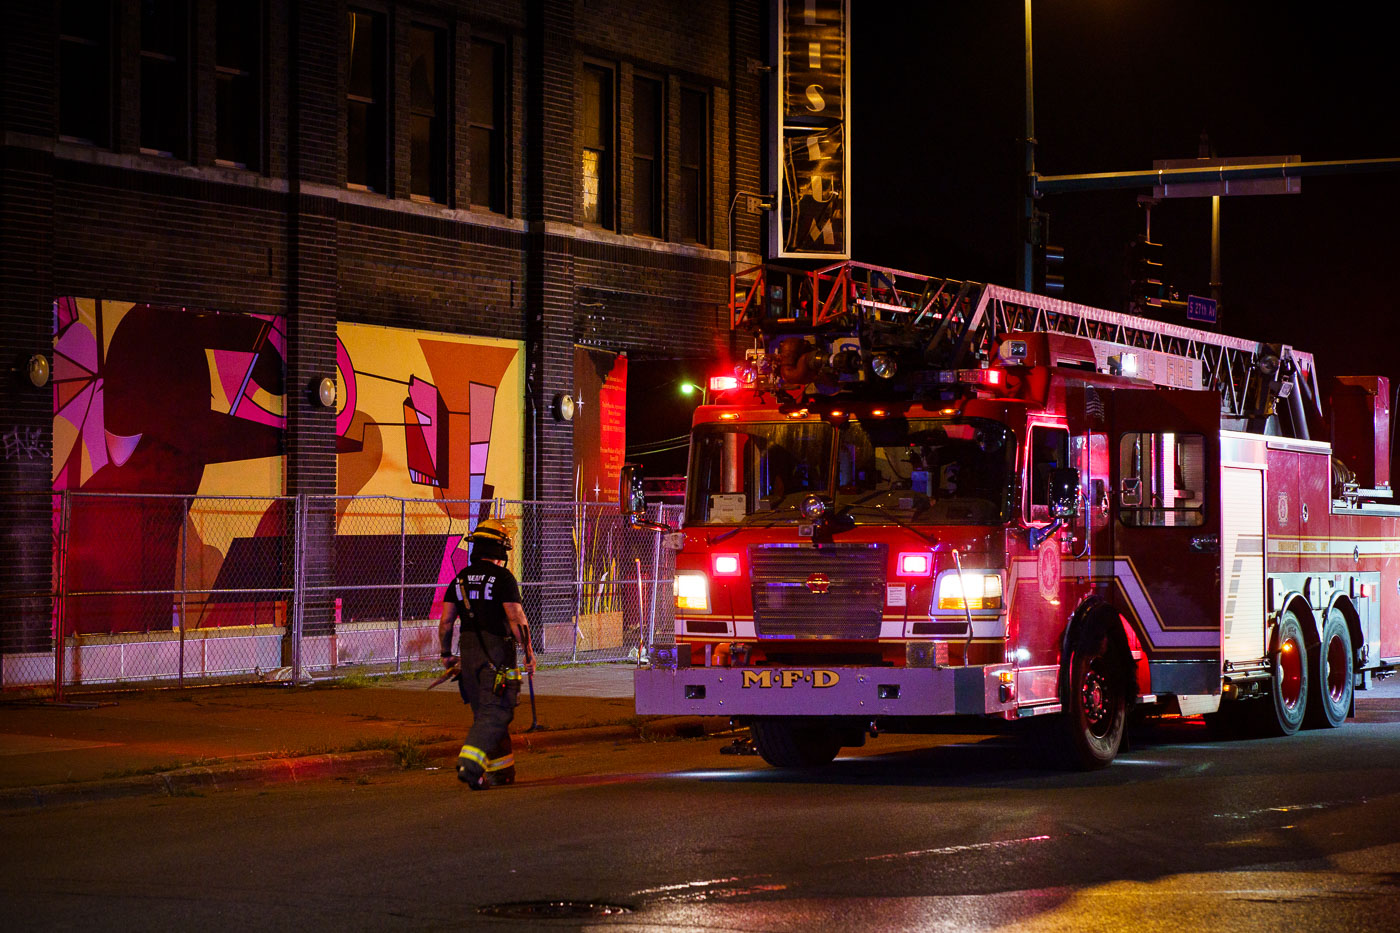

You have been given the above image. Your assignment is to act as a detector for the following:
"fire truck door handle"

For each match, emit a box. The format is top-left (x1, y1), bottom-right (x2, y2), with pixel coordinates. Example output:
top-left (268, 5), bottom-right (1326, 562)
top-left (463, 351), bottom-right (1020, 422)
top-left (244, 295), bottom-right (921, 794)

top-left (1190, 533), bottom-right (1219, 554)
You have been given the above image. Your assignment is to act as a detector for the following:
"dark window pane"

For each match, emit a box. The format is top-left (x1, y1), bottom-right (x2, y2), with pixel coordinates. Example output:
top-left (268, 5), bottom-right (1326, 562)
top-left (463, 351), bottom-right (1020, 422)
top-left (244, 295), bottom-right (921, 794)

top-left (140, 0), bottom-right (189, 158)
top-left (345, 9), bottom-right (385, 191)
top-left (215, 0), bottom-right (260, 168)
top-left (409, 25), bottom-right (445, 201)
top-left (468, 126), bottom-right (493, 209)
top-left (59, 0), bottom-right (112, 146)
top-left (632, 76), bottom-right (661, 237)
top-left (634, 78), bottom-right (658, 158)
top-left (634, 157), bottom-right (655, 236)
top-left (468, 39), bottom-right (506, 213)
top-left (679, 88), bottom-right (707, 242)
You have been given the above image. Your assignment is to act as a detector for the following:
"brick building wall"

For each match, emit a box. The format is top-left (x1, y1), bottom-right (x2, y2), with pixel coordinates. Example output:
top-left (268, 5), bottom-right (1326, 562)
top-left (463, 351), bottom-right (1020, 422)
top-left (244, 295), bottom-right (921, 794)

top-left (0, 0), bottom-right (765, 660)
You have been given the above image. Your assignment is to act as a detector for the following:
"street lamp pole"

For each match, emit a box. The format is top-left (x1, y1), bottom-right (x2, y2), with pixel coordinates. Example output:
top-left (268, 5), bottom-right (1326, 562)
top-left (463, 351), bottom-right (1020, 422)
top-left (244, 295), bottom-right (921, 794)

top-left (1021, 0), bottom-right (1036, 292)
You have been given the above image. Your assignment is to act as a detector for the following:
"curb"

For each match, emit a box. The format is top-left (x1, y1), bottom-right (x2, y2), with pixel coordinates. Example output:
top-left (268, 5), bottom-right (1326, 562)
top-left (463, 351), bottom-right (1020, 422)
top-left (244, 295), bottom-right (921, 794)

top-left (0, 715), bottom-right (734, 812)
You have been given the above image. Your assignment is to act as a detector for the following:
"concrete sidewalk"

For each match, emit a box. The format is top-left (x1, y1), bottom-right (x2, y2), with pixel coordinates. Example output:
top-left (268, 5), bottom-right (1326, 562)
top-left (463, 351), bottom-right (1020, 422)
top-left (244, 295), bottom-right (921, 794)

top-left (0, 664), bottom-right (724, 809)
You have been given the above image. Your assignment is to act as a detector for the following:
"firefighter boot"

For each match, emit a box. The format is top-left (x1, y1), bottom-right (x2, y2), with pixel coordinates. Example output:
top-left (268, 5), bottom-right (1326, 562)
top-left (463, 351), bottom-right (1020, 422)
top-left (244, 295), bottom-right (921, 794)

top-left (456, 747), bottom-right (489, 790)
top-left (485, 765), bottom-right (516, 787)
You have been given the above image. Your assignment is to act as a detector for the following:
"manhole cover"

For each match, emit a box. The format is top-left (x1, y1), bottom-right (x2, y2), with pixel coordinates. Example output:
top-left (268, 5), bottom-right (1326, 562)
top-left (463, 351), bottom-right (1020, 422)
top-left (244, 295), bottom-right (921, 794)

top-left (477, 900), bottom-right (634, 920)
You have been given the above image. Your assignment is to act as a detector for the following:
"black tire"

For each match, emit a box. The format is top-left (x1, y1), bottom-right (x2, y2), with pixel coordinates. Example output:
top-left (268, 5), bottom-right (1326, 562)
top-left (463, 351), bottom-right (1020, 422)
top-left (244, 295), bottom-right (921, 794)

top-left (1257, 609), bottom-right (1309, 736)
top-left (1055, 620), bottom-right (1128, 770)
top-left (1304, 608), bottom-right (1353, 729)
top-left (750, 718), bottom-right (842, 769)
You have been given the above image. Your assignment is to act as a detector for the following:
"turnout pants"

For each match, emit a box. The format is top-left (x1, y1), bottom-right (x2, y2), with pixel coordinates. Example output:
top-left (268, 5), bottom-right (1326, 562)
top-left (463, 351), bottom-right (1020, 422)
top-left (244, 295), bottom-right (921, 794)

top-left (456, 628), bottom-right (520, 780)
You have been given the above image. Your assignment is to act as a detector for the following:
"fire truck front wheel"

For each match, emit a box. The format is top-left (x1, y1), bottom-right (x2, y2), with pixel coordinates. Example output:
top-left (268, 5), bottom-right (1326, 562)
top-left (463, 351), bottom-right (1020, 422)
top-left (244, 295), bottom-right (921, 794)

top-left (750, 718), bottom-right (843, 769)
top-left (1055, 620), bottom-right (1130, 770)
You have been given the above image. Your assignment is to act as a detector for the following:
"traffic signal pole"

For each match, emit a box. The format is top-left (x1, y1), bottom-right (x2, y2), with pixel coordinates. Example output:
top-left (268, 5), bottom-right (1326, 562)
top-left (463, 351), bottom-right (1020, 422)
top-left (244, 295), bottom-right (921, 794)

top-left (1034, 157), bottom-right (1400, 195)
top-left (1020, 0), bottom-right (1035, 292)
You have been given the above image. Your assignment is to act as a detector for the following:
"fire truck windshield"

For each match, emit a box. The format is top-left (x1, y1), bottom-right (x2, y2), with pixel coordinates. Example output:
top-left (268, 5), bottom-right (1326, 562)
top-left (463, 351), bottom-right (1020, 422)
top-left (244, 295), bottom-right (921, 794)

top-left (685, 417), bottom-right (1012, 526)
top-left (836, 417), bottom-right (1013, 524)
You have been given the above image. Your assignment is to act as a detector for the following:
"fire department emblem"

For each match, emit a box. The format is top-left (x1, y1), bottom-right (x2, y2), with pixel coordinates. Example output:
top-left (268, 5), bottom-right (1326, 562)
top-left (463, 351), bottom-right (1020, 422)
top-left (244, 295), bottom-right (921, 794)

top-left (1038, 543), bottom-right (1060, 602)
top-left (1277, 492), bottom-right (1289, 525)
top-left (805, 572), bottom-right (832, 595)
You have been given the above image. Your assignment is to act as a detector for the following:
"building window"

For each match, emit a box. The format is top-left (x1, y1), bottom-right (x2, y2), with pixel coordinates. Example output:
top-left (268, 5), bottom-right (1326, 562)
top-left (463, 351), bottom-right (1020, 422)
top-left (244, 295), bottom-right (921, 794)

top-left (467, 38), bottom-right (506, 212)
top-left (409, 25), bottom-right (446, 202)
top-left (346, 8), bottom-right (386, 192)
top-left (678, 88), bottom-right (708, 243)
top-left (215, 0), bottom-right (261, 169)
top-left (632, 77), bottom-right (662, 238)
top-left (140, 0), bottom-right (190, 159)
top-left (59, 0), bottom-right (113, 146)
top-left (580, 64), bottom-right (614, 229)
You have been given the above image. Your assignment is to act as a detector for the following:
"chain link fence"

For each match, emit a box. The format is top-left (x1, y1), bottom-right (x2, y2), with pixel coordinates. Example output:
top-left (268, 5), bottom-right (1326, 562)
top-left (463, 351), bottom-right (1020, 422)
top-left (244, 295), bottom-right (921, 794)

top-left (1, 493), bottom-right (680, 694)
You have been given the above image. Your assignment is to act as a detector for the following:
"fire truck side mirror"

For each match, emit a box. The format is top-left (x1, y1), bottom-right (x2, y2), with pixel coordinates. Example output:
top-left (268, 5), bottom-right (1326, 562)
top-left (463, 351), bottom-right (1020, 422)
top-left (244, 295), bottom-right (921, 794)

top-left (1048, 467), bottom-right (1081, 519)
top-left (621, 463), bottom-right (648, 520)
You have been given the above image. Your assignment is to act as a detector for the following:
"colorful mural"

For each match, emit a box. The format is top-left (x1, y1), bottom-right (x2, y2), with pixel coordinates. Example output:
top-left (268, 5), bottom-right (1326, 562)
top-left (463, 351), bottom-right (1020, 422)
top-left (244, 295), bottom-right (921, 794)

top-left (53, 298), bottom-right (288, 634)
top-left (52, 299), bottom-right (524, 634)
top-left (332, 322), bottom-right (523, 622)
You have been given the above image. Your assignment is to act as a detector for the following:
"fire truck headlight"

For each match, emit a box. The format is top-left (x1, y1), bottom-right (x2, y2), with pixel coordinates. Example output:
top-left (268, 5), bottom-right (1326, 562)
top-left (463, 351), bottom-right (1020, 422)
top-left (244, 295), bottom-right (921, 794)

top-left (936, 572), bottom-right (1003, 610)
top-left (675, 572), bottom-right (711, 613)
top-left (871, 353), bottom-right (898, 379)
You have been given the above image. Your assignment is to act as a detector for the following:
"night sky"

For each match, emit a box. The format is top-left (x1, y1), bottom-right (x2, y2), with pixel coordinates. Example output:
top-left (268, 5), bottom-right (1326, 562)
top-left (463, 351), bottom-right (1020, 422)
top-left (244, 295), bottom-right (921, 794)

top-left (628, 1), bottom-right (1399, 474)
top-left (853, 0), bottom-right (1399, 386)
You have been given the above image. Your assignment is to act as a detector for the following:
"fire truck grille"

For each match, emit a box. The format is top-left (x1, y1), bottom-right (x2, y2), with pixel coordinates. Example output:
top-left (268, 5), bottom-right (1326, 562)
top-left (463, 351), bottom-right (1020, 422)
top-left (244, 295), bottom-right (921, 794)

top-left (749, 543), bottom-right (887, 639)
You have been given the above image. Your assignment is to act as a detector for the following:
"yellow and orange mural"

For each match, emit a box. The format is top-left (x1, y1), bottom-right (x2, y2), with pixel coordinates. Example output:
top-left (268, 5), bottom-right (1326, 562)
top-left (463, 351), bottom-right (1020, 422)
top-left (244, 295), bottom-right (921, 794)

top-left (52, 297), bottom-right (523, 634)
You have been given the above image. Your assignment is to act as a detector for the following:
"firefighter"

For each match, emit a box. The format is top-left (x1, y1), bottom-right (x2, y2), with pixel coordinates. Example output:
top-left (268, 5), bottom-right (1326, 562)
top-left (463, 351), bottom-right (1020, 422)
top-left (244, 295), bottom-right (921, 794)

top-left (438, 518), bottom-right (536, 790)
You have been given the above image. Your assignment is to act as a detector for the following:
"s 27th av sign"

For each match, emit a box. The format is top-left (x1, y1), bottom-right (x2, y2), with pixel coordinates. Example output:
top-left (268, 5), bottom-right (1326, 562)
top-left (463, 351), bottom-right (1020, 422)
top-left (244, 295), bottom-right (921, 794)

top-left (742, 669), bottom-right (840, 688)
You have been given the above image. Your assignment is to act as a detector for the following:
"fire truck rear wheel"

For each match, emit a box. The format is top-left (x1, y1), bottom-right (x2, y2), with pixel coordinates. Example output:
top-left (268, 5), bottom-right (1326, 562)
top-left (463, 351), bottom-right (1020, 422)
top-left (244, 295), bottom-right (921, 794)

top-left (1258, 609), bottom-right (1309, 736)
top-left (1056, 620), bottom-right (1129, 770)
top-left (750, 718), bottom-right (842, 769)
top-left (1304, 608), bottom-right (1352, 730)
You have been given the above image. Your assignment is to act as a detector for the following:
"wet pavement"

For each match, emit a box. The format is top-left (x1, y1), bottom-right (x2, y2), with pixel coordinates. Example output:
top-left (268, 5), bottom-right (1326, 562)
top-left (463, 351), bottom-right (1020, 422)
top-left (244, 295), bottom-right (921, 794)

top-left (0, 664), bottom-right (1396, 808)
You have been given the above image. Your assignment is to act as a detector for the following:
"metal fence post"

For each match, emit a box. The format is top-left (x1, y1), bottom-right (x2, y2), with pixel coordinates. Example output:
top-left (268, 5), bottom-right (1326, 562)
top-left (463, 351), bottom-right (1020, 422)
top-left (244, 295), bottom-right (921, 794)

top-left (290, 493), bottom-right (305, 685)
top-left (647, 510), bottom-right (663, 656)
top-left (53, 490), bottom-right (71, 703)
top-left (179, 496), bottom-right (189, 687)
top-left (396, 498), bottom-right (405, 674)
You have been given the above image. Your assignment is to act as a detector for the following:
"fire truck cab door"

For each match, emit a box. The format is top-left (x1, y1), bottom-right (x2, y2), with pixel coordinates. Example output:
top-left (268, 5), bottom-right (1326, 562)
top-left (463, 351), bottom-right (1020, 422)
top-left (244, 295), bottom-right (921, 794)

top-left (1108, 389), bottom-right (1222, 696)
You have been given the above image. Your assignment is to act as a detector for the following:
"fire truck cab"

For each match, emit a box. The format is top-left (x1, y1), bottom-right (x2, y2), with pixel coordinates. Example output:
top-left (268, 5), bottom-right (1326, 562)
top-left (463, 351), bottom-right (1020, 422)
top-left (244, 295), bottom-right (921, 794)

top-left (626, 262), bottom-right (1399, 770)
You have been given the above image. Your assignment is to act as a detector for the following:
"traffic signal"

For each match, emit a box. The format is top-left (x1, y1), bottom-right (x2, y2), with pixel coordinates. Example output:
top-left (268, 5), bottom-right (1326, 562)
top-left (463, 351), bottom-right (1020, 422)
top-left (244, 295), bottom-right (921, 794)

top-left (1042, 244), bottom-right (1065, 295)
top-left (1127, 235), bottom-right (1166, 304)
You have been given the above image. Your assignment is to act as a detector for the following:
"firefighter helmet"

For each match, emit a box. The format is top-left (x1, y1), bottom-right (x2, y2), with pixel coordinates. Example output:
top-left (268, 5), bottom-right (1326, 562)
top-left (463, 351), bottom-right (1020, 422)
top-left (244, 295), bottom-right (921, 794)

top-left (468, 518), bottom-right (513, 550)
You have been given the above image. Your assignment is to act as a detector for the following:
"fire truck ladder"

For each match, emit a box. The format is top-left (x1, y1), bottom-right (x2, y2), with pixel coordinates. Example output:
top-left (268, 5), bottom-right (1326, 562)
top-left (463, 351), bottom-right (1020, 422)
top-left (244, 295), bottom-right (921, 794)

top-left (730, 261), bottom-right (1319, 434)
top-left (969, 284), bottom-right (1321, 431)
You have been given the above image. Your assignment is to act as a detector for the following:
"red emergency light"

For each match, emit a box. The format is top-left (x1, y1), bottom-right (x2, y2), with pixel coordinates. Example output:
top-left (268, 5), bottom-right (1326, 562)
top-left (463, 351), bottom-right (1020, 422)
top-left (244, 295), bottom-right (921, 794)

top-left (712, 553), bottom-right (741, 576)
top-left (957, 368), bottom-right (1003, 387)
top-left (897, 552), bottom-right (932, 576)
top-left (709, 375), bottom-right (740, 392)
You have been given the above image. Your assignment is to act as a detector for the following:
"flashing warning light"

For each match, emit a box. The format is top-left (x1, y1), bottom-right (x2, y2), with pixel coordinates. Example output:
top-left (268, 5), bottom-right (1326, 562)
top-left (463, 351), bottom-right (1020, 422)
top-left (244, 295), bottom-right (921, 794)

top-left (709, 375), bottom-right (740, 392)
top-left (712, 554), bottom-right (740, 576)
top-left (897, 552), bottom-right (932, 576)
top-left (957, 368), bottom-right (1003, 387)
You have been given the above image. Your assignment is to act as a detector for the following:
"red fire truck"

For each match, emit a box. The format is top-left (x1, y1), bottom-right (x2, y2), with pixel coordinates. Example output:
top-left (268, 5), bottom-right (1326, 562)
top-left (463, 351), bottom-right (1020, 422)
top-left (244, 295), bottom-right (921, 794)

top-left (624, 261), bottom-right (1398, 769)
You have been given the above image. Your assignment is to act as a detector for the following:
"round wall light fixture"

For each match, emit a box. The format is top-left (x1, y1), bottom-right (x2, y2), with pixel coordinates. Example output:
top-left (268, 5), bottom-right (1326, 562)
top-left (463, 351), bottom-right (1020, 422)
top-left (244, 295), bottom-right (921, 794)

top-left (316, 376), bottom-right (337, 408)
top-left (27, 354), bottom-right (51, 388)
top-left (553, 393), bottom-right (576, 421)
